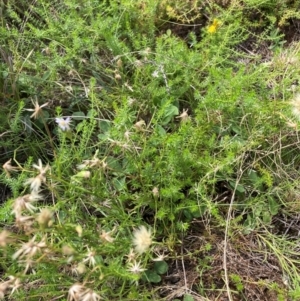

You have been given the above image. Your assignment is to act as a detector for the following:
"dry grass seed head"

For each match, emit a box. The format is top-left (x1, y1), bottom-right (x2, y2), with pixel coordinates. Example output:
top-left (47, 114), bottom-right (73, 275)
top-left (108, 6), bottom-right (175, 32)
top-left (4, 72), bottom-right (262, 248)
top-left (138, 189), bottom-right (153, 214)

top-left (12, 236), bottom-right (47, 260)
top-left (0, 276), bottom-right (21, 299)
top-left (0, 280), bottom-right (10, 298)
top-left (36, 208), bottom-right (53, 227)
top-left (134, 119), bottom-right (146, 131)
top-left (68, 283), bottom-right (86, 301)
top-left (13, 192), bottom-right (43, 216)
top-left (26, 99), bottom-right (49, 119)
top-left (2, 159), bottom-right (18, 177)
top-left (24, 159), bottom-right (50, 192)
top-left (32, 159), bottom-right (50, 175)
top-left (176, 109), bottom-right (189, 123)
top-left (99, 229), bottom-right (114, 243)
top-left (0, 230), bottom-right (12, 247)
top-left (125, 248), bottom-right (137, 263)
top-left (83, 247), bottom-right (97, 267)
top-left (15, 215), bottom-right (35, 233)
top-left (24, 174), bottom-right (45, 192)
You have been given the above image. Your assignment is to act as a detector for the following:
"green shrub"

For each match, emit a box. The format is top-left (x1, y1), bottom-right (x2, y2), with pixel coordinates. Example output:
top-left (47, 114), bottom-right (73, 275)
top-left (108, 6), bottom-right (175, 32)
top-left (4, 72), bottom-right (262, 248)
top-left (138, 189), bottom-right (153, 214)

top-left (1, 0), bottom-right (300, 300)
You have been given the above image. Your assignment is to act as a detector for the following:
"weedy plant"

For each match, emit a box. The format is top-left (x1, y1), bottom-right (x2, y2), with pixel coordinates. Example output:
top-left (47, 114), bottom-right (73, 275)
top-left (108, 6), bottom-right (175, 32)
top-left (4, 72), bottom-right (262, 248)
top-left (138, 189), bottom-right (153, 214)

top-left (1, 0), bottom-right (300, 300)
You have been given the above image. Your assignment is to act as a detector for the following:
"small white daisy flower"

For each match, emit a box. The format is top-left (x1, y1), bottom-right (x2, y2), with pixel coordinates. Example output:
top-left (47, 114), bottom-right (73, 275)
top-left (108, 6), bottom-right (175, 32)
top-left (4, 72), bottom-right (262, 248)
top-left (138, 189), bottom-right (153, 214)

top-left (55, 117), bottom-right (71, 131)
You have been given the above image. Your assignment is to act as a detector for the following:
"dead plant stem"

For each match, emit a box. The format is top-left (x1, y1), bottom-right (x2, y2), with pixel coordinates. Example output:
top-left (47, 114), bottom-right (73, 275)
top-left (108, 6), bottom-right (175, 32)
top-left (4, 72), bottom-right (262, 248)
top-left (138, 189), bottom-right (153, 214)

top-left (223, 158), bottom-right (246, 301)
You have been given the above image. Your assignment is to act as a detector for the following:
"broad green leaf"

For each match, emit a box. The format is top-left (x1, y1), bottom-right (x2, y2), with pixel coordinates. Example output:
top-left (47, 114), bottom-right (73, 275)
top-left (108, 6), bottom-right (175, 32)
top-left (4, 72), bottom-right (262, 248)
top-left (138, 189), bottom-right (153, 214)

top-left (154, 261), bottom-right (168, 275)
top-left (236, 184), bottom-right (246, 193)
top-left (87, 109), bottom-right (97, 117)
top-left (72, 111), bottom-right (85, 120)
top-left (143, 270), bottom-right (161, 283)
top-left (164, 105), bottom-right (179, 117)
top-left (99, 120), bottom-right (111, 132)
top-left (161, 105), bottom-right (179, 125)
top-left (112, 177), bottom-right (126, 191)
top-left (262, 211), bottom-right (271, 224)
top-left (156, 124), bottom-right (166, 136)
top-left (229, 181), bottom-right (245, 193)
top-left (183, 294), bottom-right (194, 301)
top-left (268, 197), bottom-right (279, 215)
top-left (106, 157), bottom-right (122, 172)
top-left (183, 209), bottom-right (193, 221)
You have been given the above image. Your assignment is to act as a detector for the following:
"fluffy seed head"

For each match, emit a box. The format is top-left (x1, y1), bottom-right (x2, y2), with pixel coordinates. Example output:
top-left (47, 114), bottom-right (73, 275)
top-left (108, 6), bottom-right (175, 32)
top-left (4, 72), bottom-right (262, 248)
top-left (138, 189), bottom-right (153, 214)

top-left (132, 226), bottom-right (152, 254)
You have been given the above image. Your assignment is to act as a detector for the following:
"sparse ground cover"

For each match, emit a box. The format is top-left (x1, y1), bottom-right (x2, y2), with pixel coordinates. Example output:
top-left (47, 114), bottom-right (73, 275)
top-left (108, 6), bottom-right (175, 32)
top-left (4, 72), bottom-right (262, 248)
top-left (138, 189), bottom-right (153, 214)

top-left (1, 0), bottom-right (300, 300)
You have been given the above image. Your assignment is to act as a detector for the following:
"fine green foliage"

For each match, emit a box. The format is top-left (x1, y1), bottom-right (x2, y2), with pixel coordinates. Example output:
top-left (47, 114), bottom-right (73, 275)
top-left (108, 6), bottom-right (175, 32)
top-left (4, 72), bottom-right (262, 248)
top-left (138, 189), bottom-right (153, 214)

top-left (1, 0), bottom-right (300, 300)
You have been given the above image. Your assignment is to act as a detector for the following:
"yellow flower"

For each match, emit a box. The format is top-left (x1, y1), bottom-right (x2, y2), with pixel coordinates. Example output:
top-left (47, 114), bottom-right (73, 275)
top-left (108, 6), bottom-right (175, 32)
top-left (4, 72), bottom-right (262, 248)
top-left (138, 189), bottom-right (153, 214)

top-left (208, 19), bottom-right (220, 34)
